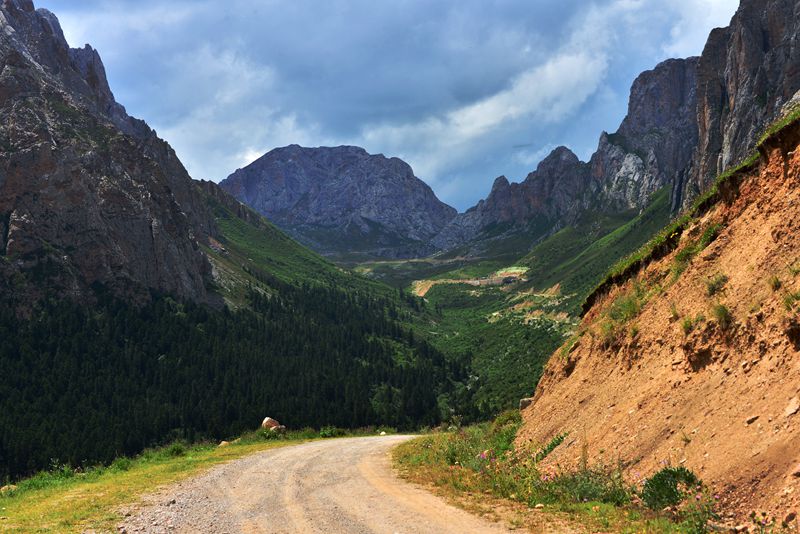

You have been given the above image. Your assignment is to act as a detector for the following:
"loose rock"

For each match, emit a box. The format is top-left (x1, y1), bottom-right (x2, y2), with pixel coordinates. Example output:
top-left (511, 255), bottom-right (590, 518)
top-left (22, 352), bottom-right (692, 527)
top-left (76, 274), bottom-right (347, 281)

top-left (785, 397), bottom-right (800, 418)
top-left (261, 417), bottom-right (281, 430)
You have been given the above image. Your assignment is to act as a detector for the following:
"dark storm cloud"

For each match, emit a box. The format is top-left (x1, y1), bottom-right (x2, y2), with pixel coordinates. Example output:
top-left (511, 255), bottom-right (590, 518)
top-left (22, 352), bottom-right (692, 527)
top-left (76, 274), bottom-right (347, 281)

top-left (40, 0), bottom-right (738, 210)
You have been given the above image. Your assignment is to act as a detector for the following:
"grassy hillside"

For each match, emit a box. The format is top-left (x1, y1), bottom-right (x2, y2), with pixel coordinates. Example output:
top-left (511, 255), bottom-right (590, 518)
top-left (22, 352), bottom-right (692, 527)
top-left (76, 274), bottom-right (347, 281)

top-left (521, 188), bottom-right (672, 312)
top-left (352, 189), bottom-right (674, 418)
top-left (0, 187), bottom-right (463, 482)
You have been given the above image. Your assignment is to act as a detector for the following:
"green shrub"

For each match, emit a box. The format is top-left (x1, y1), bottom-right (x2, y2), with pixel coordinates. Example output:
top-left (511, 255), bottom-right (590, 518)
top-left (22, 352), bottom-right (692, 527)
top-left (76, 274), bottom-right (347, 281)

top-left (319, 426), bottom-right (346, 438)
top-left (534, 433), bottom-right (568, 463)
top-left (712, 304), bottom-right (733, 330)
top-left (599, 320), bottom-right (620, 348)
top-left (110, 457), bottom-right (133, 472)
top-left (641, 466), bottom-right (700, 510)
top-left (491, 410), bottom-right (521, 433)
top-left (681, 315), bottom-right (704, 336)
top-left (784, 291), bottom-right (800, 311)
top-left (705, 274), bottom-right (729, 297)
top-left (630, 324), bottom-right (640, 338)
top-left (609, 291), bottom-right (642, 323)
top-left (768, 276), bottom-right (782, 291)
top-left (545, 465), bottom-right (631, 506)
top-left (165, 442), bottom-right (187, 458)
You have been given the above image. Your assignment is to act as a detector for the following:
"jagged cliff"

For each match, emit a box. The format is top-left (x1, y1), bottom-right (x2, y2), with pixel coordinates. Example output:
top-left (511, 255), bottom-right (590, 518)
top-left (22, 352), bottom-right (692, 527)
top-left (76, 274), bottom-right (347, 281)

top-left (433, 57), bottom-right (699, 255)
top-left (220, 145), bottom-right (457, 260)
top-left (681, 0), bottom-right (800, 207)
top-left (0, 0), bottom-right (219, 304)
top-left (431, 147), bottom-right (591, 252)
top-left (435, 0), bottom-right (800, 258)
top-left (517, 114), bottom-right (800, 522)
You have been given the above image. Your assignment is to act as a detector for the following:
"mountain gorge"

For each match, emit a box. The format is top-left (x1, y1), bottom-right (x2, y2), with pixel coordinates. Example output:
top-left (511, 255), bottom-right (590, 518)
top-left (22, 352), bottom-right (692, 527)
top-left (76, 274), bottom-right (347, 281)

top-left (0, 0), bottom-right (467, 480)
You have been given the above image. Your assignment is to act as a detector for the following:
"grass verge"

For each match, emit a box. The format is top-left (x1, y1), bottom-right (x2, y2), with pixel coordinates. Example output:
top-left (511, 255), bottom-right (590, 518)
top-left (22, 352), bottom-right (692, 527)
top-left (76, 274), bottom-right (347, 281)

top-left (394, 413), bottom-right (717, 533)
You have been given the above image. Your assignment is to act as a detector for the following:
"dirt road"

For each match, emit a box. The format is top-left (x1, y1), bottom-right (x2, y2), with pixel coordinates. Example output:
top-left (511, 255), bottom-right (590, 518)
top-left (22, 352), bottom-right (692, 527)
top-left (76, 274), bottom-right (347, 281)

top-left (119, 435), bottom-right (514, 533)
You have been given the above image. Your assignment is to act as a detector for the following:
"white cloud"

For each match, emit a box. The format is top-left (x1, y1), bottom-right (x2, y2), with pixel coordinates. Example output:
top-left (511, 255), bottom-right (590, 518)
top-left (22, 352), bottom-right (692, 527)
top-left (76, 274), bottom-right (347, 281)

top-left (359, 50), bottom-right (607, 182)
top-left (55, 3), bottom-right (205, 52)
top-left (153, 45), bottom-right (325, 180)
top-left (355, 0), bottom-right (654, 184)
top-left (662, 0), bottom-right (739, 57)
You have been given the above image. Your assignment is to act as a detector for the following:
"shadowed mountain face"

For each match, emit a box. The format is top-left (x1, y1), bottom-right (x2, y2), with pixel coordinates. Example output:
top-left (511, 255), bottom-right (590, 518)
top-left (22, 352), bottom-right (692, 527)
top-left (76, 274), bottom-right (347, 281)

top-left (220, 145), bottom-right (457, 260)
top-left (0, 0), bottom-right (217, 304)
top-left (680, 0), bottom-right (800, 207)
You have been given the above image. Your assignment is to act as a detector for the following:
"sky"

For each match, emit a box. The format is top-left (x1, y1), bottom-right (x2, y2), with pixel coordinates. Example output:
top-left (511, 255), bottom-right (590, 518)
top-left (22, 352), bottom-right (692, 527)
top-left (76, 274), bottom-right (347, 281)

top-left (40, 0), bottom-right (739, 211)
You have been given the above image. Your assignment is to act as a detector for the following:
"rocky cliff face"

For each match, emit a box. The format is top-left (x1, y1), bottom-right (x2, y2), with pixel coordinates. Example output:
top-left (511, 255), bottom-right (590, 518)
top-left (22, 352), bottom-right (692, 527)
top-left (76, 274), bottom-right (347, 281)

top-left (0, 0), bottom-right (217, 304)
top-left (433, 57), bottom-right (699, 253)
top-left (431, 147), bottom-right (591, 251)
top-left (436, 0), bottom-right (800, 256)
top-left (220, 145), bottom-right (457, 259)
top-left (594, 57), bottom-right (699, 212)
top-left (680, 0), bottom-right (800, 207)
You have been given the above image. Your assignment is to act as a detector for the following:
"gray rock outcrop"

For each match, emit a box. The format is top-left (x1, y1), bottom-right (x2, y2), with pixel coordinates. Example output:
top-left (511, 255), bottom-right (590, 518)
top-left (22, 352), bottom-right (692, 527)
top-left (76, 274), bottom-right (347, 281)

top-left (220, 145), bottom-right (457, 259)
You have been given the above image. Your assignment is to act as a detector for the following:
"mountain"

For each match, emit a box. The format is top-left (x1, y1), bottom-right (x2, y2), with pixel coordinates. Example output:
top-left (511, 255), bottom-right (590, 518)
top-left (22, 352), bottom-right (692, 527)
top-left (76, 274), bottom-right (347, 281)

top-left (431, 147), bottom-right (591, 255)
top-left (432, 56), bottom-right (699, 259)
top-left (0, 0), bottom-right (465, 480)
top-left (0, 0), bottom-right (215, 305)
top-left (517, 105), bottom-right (800, 522)
top-left (219, 145), bottom-right (457, 260)
top-left (439, 0), bottom-right (800, 260)
top-left (679, 0), bottom-right (800, 207)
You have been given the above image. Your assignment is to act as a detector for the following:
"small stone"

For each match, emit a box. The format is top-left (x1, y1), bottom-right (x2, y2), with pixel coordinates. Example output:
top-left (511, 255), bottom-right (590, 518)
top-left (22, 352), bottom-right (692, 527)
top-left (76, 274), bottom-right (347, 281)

top-left (380, 431), bottom-right (387, 436)
top-left (785, 397), bottom-right (800, 418)
top-left (785, 511), bottom-right (797, 524)
top-left (734, 526), bottom-right (749, 533)
top-left (261, 417), bottom-right (281, 430)
top-left (218, 440), bottom-right (230, 447)
top-left (534, 503), bottom-right (545, 509)
top-left (746, 415), bottom-right (759, 425)
top-left (519, 398), bottom-right (534, 411)
top-left (0, 485), bottom-right (16, 493)
top-left (792, 464), bottom-right (800, 477)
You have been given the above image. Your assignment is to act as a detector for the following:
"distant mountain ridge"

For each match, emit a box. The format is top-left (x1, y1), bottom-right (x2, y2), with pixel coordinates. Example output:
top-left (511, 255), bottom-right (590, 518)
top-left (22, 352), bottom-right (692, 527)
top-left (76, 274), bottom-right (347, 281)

top-left (220, 145), bottom-right (457, 260)
top-left (435, 0), bottom-right (800, 258)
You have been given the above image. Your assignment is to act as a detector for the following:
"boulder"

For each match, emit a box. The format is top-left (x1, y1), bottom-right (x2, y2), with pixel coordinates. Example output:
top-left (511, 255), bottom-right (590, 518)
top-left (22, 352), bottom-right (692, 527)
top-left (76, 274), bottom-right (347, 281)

top-left (0, 484), bottom-right (16, 493)
top-left (261, 417), bottom-right (281, 430)
top-left (519, 398), bottom-right (534, 411)
top-left (218, 440), bottom-right (230, 447)
top-left (270, 425), bottom-right (287, 434)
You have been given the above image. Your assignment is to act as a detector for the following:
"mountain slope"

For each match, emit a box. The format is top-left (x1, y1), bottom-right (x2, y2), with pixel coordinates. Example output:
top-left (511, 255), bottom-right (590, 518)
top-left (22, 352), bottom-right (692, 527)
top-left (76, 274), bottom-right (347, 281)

top-left (220, 145), bottom-right (457, 261)
top-left (517, 110), bottom-right (800, 521)
top-left (0, 0), bottom-right (216, 304)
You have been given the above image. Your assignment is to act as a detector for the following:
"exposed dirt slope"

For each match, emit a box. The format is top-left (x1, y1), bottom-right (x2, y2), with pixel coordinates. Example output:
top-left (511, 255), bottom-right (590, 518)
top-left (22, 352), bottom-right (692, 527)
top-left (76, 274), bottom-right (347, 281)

top-left (518, 121), bottom-right (800, 523)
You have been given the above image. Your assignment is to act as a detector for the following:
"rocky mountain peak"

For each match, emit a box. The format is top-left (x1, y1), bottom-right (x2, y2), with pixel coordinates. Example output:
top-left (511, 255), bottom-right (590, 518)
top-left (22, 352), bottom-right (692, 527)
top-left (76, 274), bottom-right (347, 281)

top-left (0, 0), bottom-right (218, 303)
top-left (490, 175), bottom-right (510, 192)
top-left (220, 145), bottom-right (456, 260)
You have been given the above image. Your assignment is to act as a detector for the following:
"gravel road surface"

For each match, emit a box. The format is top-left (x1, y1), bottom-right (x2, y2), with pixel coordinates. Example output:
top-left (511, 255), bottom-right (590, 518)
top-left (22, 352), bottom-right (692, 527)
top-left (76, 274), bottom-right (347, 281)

top-left (118, 435), bottom-right (514, 533)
